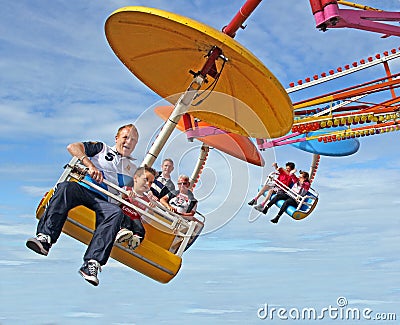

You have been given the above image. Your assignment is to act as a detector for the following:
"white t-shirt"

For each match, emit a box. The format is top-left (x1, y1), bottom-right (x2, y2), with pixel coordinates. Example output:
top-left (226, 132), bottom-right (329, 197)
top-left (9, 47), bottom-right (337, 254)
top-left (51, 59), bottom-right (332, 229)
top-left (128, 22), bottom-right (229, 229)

top-left (80, 142), bottom-right (137, 200)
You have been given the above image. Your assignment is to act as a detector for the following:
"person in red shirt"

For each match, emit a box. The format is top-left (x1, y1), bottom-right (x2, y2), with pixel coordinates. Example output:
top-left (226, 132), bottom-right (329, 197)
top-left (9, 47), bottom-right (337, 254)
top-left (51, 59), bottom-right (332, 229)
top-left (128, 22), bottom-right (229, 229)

top-left (115, 166), bottom-right (157, 250)
top-left (248, 162), bottom-right (296, 211)
top-left (263, 171), bottom-right (311, 224)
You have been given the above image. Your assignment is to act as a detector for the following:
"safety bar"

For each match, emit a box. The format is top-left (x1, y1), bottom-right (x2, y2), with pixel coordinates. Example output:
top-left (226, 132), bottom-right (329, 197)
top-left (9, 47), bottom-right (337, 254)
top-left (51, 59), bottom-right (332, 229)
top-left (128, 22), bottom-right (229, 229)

top-left (265, 172), bottom-right (300, 202)
top-left (60, 157), bottom-right (203, 256)
top-left (266, 171), bottom-right (319, 204)
top-left (295, 194), bottom-right (316, 212)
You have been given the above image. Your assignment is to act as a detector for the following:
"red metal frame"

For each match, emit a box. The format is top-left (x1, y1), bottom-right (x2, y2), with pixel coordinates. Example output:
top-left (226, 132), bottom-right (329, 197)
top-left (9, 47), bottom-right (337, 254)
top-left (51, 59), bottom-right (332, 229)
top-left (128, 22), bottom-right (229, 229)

top-left (183, 0), bottom-right (263, 136)
top-left (222, 0), bottom-right (262, 37)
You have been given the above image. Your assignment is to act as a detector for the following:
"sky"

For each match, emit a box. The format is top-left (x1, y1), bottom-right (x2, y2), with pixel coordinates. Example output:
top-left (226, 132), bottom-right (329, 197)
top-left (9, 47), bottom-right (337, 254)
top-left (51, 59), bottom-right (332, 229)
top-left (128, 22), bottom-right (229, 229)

top-left (1, 0), bottom-right (399, 324)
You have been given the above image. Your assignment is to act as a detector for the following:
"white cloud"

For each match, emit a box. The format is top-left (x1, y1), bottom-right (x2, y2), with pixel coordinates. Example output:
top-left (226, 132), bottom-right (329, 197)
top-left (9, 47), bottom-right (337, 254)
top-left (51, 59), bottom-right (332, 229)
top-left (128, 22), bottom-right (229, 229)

top-left (0, 224), bottom-right (33, 236)
top-left (349, 299), bottom-right (398, 306)
top-left (185, 308), bottom-right (242, 315)
top-left (255, 246), bottom-right (313, 253)
top-left (21, 185), bottom-right (51, 197)
top-left (65, 312), bottom-right (103, 319)
top-left (0, 260), bottom-right (31, 266)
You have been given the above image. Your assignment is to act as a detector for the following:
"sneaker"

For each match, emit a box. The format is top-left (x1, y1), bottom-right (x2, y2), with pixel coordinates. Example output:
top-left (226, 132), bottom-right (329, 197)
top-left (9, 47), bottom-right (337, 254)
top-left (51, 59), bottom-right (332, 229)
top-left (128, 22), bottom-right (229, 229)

top-left (248, 199), bottom-right (257, 206)
top-left (26, 233), bottom-right (52, 256)
top-left (128, 235), bottom-right (142, 250)
top-left (115, 228), bottom-right (133, 244)
top-left (270, 216), bottom-right (280, 224)
top-left (254, 204), bottom-right (264, 212)
top-left (262, 206), bottom-right (269, 214)
top-left (79, 259), bottom-right (101, 286)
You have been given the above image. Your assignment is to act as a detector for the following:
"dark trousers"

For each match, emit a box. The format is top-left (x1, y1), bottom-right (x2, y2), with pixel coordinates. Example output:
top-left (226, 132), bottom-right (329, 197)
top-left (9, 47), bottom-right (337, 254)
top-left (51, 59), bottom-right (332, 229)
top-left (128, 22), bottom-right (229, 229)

top-left (121, 214), bottom-right (145, 240)
top-left (37, 181), bottom-right (123, 265)
top-left (267, 193), bottom-right (297, 217)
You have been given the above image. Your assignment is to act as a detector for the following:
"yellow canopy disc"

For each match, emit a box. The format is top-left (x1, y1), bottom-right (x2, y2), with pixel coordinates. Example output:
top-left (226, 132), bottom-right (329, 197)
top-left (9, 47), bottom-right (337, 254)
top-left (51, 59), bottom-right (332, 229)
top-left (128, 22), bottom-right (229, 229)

top-left (105, 6), bottom-right (293, 138)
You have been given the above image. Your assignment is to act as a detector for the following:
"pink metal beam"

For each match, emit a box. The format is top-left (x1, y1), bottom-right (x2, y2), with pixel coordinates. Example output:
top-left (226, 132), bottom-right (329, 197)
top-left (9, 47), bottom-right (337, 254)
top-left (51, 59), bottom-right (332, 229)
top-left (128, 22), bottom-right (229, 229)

top-left (185, 126), bottom-right (228, 138)
top-left (331, 9), bottom-right (400, 37)
top-left (310, 1), bottom-right (400, 37)
top-left (257, 132), bottom-right (304, 150)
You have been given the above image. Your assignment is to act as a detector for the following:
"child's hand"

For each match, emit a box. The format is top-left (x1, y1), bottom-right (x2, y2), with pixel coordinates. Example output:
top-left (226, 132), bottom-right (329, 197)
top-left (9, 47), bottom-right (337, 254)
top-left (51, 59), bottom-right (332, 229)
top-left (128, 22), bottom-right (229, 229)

top-left (168, 205), bottom-right (177, 213)
top-left (144, 192), bottom-right (158, 208)
top-left (146, 191), bottom-right (159, 202)
top-left (126, 189), bottom-right (137, 203)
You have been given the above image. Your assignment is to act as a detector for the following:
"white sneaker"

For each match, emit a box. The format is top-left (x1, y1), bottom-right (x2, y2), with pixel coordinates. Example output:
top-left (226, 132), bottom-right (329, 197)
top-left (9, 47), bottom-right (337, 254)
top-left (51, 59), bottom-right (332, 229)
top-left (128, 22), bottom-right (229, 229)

top-left (128, 235), bottom-right (142, 250)
top-left (26, 233), bottom-right (52, 256)
top-left (254, 204), bottom-right (264, 212)
top-left (115, 228), bottom-right (133, 243)
top-left (79, 259), bottom-right (101, 286)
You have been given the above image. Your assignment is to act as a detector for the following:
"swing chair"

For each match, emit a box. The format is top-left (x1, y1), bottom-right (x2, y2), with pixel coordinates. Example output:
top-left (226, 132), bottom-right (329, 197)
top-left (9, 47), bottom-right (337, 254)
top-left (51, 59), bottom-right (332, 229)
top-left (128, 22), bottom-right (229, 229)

top-left (35, 157), bottom-right (204, 283)
top-left (261, 171), bottom-right (319, 220)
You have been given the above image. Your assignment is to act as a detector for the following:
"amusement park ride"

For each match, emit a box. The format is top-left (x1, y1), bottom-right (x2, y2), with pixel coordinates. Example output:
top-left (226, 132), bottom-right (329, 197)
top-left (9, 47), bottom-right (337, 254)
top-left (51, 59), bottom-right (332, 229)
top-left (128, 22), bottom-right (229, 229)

top-left (35, 1), bottom-right (399, 283)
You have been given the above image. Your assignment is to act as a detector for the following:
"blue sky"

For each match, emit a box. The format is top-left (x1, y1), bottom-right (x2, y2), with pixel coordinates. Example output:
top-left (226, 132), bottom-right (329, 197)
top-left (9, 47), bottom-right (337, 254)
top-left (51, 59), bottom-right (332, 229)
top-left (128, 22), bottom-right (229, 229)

top-left (1, 1), bottom-right (399, 324)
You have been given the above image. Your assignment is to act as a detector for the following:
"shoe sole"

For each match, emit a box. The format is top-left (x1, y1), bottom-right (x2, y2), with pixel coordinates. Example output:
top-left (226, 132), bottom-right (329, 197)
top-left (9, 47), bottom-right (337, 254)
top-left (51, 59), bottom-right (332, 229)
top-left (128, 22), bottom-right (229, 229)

top-left (128, 237), bottom-right (141, 250)
top-left (78, 270), bottom-right (99, 286)
top-left (26, 239), bottom-right (48, 256)
top-left (116, 232), bottom-right (133, 243)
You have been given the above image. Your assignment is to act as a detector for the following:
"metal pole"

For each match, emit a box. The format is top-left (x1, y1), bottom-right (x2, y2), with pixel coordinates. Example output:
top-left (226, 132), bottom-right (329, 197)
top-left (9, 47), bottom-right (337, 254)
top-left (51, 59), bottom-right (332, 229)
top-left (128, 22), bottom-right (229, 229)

top-left (222, 0), bottom-right (263, 37)
top-left (141, 75), bottom-right (204, 167)
top-left (189, 144), bottom-right (210, 189)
